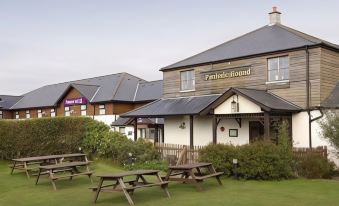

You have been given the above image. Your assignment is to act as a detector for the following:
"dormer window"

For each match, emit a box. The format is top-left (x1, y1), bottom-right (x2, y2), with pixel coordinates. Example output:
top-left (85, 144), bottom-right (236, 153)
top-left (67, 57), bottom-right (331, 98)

top-left (268, 56), bottom-right (289, 82)
top-left (180, 70), bottom-right (195, 91)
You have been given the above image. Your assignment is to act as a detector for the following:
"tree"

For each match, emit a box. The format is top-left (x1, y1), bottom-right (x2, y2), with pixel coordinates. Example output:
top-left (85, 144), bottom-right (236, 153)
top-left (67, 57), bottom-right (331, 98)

top-left (319, 110), bottom-right (339, 157)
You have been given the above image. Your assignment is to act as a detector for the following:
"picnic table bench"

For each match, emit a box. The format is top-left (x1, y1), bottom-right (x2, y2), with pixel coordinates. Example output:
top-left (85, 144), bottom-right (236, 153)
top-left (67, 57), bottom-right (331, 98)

top-left (163, 162), bottom-right (223, 191)
top-left (93, 170), bottom-right (170, 206)
top-left (10, 153), bottom-right (88, 178)
top-left (36, 161), bottom-right (93, 190)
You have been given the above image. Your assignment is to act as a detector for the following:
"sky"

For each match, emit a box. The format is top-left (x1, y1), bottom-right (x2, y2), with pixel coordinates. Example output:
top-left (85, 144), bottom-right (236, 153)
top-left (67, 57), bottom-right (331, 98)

top-left (1, 0), bottom-right (339, 95)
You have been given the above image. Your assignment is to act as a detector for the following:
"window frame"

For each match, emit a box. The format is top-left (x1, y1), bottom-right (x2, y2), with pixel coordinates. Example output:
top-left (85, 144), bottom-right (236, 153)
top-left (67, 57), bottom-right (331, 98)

top-left (50, 108), bottom-right (56, 117)
top-left (25, 110), bottom-right (30, 119)
top-left (0, 110), bottom-right (3, 119)
top-left (119, 127), bottom-right (126, 134)
top-left (180, 70), bottom-right (195, 92)
top-left (37, 109), bottom-right (43, 118)
top-left (267, 56), bottom-right (289, 83)
top-left (81, 104), bottom-right (87, 116)
top-left (64, 106), bottom-right (70, 116)
top-left (99, 104), bottom-right (105, 115)
top-left (15, 111), bottom-right (19, 119)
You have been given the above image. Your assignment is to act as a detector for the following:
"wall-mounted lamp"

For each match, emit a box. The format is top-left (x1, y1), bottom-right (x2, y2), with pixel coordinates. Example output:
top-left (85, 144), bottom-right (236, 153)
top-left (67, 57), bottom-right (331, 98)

top-left (179, 122), bottom-right (186, 129)
top-left (220, 126), bottom-right (225, 132)
top-left (231, 95), bottom-right (239, 113)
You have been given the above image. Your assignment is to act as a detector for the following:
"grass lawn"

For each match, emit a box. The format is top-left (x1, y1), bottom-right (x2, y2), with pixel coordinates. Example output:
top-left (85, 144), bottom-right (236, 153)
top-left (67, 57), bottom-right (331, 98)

top-left (1, 160), bottom-right (339, 206)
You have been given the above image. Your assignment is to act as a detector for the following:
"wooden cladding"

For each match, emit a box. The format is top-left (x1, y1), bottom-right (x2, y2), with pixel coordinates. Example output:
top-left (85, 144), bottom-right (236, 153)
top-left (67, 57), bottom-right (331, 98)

top-left (163, 48), bottom-right (326, 108)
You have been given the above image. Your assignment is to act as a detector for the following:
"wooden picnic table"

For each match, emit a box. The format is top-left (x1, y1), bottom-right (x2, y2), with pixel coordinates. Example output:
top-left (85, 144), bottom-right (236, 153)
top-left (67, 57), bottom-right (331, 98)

top-left (93, 170), bottom-right (170, 206)
top-left (10, 153), bottom-right (88, 178)
top-left (36, 161), bottom-right (93, 190)
top-left (164, 162), bottom-right (223, 191)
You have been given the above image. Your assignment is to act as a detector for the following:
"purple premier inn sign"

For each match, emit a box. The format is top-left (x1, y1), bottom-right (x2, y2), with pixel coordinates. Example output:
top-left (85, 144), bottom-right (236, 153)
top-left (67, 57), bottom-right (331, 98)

top-left (64, 97), bottom-right (87, 106)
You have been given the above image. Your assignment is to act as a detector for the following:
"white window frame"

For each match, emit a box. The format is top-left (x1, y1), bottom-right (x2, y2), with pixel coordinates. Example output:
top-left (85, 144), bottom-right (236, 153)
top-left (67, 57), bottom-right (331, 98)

top-left (81, 105), bottom-right (87, 116)
top-left (15, 111), bottom-right (19, 119)
top-left (25, 110), bottom-right (30, 119)
top-left (50, 109), bottom-right (56, 117)
top-left (0, 110), bottom-right (3, 119)
top-left (119, 127), bottom-right (126, 134)
top-left (267, 56), bottom-right (289, 82)
top-left (64, 106), bottom-right (70, 117)
top-left (180, 70), bottom-right (195, 91)
top-left (37, 110), bottom-right (42, 118)
top-left (99, 104), bottom-right (105, 115)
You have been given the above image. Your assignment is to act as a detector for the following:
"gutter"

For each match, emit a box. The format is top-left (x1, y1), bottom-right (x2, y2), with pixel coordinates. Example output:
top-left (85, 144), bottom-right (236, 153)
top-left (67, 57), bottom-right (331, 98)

top-left (306, 46), bottom-right (312, 148)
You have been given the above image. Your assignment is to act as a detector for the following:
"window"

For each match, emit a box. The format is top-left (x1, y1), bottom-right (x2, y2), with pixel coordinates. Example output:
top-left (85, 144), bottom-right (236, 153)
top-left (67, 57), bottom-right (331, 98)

top-left (180, 70), bottom-right (195, 91)
top-left (138, 128), bottom-right (146, 138)
top-left (0, 110), bottom-right (3, 119)
top-left (64, 106), bottom-right (70, 116)
top-left (15, 112), bottom-right (19, 119)
top-left (25, 110), bottom-right (30, 119)
top-left (99, 104), bottom-right (105, 115)
top-left (81, 105), bottom-right (87, 116)
top-left (229, 129), bottom-right (238, 137)
top-left (119, 127), bottom-right (126, 134)
top-left (50, 109), bottom-right (56, 117)
top-left (268, 56), bottom-right (289, 82)
top-left (37, 110), bottom-right (42, 118)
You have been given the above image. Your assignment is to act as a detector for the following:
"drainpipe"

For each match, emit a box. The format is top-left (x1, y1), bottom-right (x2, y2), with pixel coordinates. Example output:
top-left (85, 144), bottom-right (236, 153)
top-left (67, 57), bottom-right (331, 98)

top-left (305, 46), bottom-right (312, 148)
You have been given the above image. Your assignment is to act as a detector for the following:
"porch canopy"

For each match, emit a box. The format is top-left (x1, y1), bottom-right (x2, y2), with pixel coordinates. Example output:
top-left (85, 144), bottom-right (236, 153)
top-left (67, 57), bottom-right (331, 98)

top-left (121, 88), bottom-right (301, 146)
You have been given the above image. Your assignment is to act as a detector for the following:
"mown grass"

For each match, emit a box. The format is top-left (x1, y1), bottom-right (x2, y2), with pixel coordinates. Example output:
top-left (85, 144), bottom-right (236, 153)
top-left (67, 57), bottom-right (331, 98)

top-left (1, 160), bottom-right (339, 206)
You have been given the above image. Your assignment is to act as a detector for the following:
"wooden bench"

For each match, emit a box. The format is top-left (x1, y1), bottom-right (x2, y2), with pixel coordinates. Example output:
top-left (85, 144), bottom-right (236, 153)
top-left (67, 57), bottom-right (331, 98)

top-left (51, 171), bottom-right (93, 180)
top-left (194, 172), bottom-right (224, 180)
top-left (125, 181), bottom-right (169, 191)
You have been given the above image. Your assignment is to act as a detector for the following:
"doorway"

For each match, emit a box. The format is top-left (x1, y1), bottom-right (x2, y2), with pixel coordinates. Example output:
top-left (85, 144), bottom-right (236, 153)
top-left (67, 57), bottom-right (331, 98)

top-left (249, 121), bottom-right (264, 143)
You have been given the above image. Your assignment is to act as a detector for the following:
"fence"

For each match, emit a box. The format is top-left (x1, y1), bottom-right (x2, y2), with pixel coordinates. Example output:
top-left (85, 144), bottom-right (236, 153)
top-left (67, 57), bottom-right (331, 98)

top-left (155, 143), bottom-right (328, 164)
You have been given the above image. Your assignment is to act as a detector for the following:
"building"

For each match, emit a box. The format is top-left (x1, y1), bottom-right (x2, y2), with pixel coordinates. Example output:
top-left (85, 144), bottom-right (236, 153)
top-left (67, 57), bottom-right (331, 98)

top-left (0, 72), bottom-right (163, 140)
top-left (122, 8), bottom-right (339, 160)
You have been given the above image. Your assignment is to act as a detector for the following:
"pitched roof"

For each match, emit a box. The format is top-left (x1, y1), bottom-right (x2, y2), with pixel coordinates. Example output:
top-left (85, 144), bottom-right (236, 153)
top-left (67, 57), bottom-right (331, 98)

top-left (121, 95), bottom-right (221, 117)
top-left (0, 95), bottom-right (23, 110)
top-left (321, 82), bottom-right (339, 108)
top-left (134, 80), bottom-right (163, 102)
top-left (161, 24), bottom-right (339, 70)
top-left (206, 87), bottom-right (301, 113)
top-left (10, 72), bottom-right (162, 110)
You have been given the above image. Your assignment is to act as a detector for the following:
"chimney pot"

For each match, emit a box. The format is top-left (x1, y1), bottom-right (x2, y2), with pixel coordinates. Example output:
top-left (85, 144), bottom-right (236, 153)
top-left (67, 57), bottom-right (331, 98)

top-left (269, 6), bottom-right (281, 25)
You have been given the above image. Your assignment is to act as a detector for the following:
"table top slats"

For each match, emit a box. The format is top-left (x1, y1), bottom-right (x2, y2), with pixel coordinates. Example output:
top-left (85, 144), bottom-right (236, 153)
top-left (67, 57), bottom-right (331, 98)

top-left (12, 153), bottom-right (86, 162)
top-left (97, 170), bottom-right (160, 178)
top-left (38, 161), bottom-right (89, 170)
top-left (168, 162), bottom-right (212, 169)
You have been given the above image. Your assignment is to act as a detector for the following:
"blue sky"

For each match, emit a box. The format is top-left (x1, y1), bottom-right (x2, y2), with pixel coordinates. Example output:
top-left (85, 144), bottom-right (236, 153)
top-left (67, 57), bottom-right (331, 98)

top-left (1, 0), bottom-right (339, 95)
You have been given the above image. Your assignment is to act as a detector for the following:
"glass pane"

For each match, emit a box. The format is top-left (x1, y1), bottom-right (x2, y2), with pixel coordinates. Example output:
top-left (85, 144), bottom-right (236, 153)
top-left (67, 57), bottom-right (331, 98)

top-left (81, 110), bottom-right (87, 116)
top-left (99, 109), bottom-right (105, 115)
top-left (64, 107), bottom-right (70, 111)
top-left (279, 56), bottom-right (289, 68)
top-left (268, 69), bottom-right (279, 81)
top-left (280, 68), bottom-right (289, 80)
top-left (81, 105), bottom-right (87, 110)
top-left (268, 58), bottom-right (279, 71)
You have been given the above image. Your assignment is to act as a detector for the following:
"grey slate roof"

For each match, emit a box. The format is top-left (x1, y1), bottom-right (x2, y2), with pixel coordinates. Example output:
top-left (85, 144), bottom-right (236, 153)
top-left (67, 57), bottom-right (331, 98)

top-left (321, 82), bottom-right (339, 108)
top-left (134, 80), bottom-right (163, 102)
top-left (0, 95), bottom-right (23, 109)
top-left (111, 117), bottom-right (164, 126)
top-left (10, 73), bottom-right (162, 110)
top-left (122, 87), bottom-right (301, 117)
top-left (162, 24), bottom-right (339, 70)
top-left (222, 88), bottom-right (301, 112)
top-left (121, 95), bottom-right (221, 117)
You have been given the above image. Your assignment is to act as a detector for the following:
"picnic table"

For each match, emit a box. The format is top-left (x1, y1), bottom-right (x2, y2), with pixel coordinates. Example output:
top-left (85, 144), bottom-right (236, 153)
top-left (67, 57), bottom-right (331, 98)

top-left (92, 170), bottom-right (170, 206)
top-left (163, 162), bottom-right (223, 191)
top-left (10, 153), bottom-right (88, 178)
top-left (36, 161), bottom-right (93, 190)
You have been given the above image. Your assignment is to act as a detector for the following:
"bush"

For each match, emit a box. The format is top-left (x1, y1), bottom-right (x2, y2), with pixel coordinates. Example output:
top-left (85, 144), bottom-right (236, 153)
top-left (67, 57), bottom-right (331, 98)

top-left (0, 117), bottom-right (95, 159)
top-left (293, 154), bottom-right (336, 179)
top-left (123, 160), bottom-right (168, 171)
top-left (199, 121), bottom-right (294, 180)
top-left (199, 144), bottom-right (238, 176)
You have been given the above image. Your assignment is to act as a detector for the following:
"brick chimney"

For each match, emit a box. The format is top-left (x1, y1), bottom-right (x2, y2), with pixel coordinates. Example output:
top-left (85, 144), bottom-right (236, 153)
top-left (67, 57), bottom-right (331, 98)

top-left (269, 6), bottom-right (281, 25)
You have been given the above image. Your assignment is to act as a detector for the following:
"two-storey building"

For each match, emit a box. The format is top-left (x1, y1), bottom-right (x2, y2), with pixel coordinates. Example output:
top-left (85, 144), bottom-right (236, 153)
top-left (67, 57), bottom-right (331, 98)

top-left (122, 8), bottom-right (339, 159)
top-left (0, 72), bottom-right (163, 141)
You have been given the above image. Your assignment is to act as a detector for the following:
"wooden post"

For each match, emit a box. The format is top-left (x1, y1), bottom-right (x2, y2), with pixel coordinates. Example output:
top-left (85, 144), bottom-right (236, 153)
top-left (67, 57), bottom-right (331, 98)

top-left (154, 124), bottom-right (159, 144)
top-left (190, 115), bottom-right (194, 149)
top-left (161, 125), bottom-right (164, 143)
top-left (212, 116), bottom-right (217, 144)
top-left (134, 117), bottom-right (137, 141)
top-left (264, 112), bottom-right (270, 140)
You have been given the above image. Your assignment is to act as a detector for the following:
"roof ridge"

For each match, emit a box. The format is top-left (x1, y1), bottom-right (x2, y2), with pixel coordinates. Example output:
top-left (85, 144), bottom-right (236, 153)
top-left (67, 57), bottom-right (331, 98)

top-left (133, 82), bottom-right (140, 101)
top-left (162, 94), bottom-right (221, 100)
top-left (161, 25), bottom-right (268, 70)
top-left (111, 73), bottom-right (126, 100)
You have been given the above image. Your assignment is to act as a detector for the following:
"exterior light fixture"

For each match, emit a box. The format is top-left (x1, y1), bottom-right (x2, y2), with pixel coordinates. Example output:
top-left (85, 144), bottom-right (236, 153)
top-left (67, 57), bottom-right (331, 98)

top-left (231, 95), bottom-right (239, 113)
top-left (179, 122), bottom-right (186, 129)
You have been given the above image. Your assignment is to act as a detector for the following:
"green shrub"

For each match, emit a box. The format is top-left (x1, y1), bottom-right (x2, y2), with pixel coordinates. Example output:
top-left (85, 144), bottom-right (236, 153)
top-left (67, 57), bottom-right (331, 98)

top-left (0, 117), bottom-right (95, 159)
top-left (293, 154), bottom-right (336, 179)
top-left (199, 144), bottom-right (238, 176)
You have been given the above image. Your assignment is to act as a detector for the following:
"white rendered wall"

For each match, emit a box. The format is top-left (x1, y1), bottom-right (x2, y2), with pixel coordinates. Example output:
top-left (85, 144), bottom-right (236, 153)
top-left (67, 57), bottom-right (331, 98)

top-left (164, 116), bottom-right (190, 145)
top-left (215, 95), bottom-right (262, 114)
top-left (217, 119), bottom-right (250, 145)
top-left (93, 115), bottom-right (117, 126)
top-left (193, 116), bottom-right (213, 146)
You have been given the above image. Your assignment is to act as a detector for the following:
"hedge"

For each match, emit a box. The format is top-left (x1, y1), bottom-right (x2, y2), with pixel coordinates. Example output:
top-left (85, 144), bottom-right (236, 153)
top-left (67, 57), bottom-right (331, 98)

top-left (0, 117), bottom-right (94, 159)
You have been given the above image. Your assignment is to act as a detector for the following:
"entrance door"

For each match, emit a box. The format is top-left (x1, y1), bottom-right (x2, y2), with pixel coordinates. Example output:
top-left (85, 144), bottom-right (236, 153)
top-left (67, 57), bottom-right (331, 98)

top-left (249, 121), bottom-right (264, 143)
